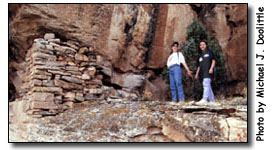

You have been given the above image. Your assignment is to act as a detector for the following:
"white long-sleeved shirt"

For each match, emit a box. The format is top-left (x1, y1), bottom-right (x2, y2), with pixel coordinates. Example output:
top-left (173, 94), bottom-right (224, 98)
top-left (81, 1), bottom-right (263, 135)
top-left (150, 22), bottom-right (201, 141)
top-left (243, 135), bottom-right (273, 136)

top-left (167, 52), bottom-right (186, 68)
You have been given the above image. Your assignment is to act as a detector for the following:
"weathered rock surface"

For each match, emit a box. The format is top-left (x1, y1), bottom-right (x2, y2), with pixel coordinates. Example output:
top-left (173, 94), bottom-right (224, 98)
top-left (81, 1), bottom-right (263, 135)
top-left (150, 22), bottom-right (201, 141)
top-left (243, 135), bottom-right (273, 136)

top-left (9, 4), bottom-right (247, 100)
top-left (9, 99), bottom-right (247, 142)
top-left (8, 4), bottom-right (248, 142)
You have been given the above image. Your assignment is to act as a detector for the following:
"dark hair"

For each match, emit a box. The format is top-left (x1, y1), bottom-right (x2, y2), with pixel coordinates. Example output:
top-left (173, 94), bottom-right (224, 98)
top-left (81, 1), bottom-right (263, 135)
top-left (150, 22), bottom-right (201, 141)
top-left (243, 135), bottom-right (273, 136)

top-left (198, 40), bottom-right (208, 53)
top-left (171, 42), bottom-right (179, 47)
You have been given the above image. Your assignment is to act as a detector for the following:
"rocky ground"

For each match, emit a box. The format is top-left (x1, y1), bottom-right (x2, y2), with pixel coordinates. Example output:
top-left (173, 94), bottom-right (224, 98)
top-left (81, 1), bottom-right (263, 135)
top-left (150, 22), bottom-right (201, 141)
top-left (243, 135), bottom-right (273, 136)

top-left (9, 97), bottom-right (247, 142)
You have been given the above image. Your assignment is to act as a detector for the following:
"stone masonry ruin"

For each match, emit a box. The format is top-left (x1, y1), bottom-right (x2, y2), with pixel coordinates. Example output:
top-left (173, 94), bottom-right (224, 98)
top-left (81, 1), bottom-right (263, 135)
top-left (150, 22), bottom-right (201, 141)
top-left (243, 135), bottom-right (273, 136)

top-left (10, 32), bottom-right (247, 142)
top-left (21, 33), bottom-right (138, 117)
top-left (9, 4), bottom-right (248, 142)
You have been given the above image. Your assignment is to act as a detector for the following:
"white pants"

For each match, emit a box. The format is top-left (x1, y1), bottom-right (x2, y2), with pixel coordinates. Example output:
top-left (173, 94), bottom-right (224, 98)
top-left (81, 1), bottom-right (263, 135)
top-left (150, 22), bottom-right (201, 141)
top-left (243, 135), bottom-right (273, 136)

top-left (203, 78), bottom-right (215, 102)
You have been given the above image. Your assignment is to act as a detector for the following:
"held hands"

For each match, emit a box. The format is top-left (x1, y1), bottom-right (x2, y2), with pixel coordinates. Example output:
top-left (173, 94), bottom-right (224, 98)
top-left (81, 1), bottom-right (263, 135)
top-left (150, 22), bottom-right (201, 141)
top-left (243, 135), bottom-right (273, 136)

top-left (187, 70), bottom-right (193, 78)
top-left (195, 74), bottom-right (198, 80)
top-left (209, 68), bottom-right (214, 74)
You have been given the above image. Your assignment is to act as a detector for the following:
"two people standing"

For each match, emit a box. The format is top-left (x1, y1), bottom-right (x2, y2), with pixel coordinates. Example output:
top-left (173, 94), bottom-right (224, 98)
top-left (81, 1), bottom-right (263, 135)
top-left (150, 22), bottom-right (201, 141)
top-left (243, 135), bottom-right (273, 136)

top-left (166, 41), bottom-right (216, 105)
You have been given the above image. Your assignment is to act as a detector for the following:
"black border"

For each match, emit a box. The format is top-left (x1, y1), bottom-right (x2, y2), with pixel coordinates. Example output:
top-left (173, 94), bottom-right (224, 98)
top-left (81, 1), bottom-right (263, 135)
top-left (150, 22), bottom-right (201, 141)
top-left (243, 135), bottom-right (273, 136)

top-left (8, 3), bottom-right (249, 146)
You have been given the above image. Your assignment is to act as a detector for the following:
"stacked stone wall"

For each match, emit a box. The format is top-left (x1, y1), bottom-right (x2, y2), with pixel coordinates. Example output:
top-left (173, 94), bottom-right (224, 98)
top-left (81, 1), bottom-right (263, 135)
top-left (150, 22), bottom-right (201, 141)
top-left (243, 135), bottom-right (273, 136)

top-left (21, 33), bottom-right (136, 117)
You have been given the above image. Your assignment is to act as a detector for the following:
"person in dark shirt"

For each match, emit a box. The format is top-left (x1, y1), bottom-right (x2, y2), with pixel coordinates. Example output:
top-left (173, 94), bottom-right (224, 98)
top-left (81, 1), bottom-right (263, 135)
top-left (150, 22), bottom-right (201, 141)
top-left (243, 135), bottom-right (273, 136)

top-left (195, 40), bottom-right (216, 105)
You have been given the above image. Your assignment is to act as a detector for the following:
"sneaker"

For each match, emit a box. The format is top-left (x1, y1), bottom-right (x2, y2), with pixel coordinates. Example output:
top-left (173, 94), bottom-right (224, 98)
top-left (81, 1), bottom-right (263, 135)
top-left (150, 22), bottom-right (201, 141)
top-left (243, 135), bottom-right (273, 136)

top-left (208, 101), bottom-right (215, 105)
top-left (178, 101), bottom-right (185, 105)
top-left (208, 101), bottom-right (220, 106)
top-left (169, 101), bottom-right (177, 105)
top-left (196, 99), bottom-right (208, 105)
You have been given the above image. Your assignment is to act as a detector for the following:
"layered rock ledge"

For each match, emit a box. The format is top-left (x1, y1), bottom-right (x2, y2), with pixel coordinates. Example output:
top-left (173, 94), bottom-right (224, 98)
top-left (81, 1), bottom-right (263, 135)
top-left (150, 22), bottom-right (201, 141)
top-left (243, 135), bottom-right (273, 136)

top-left (9, 99), bottom-right (247, 142)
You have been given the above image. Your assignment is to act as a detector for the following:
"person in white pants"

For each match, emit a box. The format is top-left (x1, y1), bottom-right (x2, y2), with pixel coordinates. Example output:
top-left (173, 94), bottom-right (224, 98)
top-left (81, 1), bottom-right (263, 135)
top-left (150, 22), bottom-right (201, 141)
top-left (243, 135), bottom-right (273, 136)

top-left (195, 40), bottom-right (216, 105)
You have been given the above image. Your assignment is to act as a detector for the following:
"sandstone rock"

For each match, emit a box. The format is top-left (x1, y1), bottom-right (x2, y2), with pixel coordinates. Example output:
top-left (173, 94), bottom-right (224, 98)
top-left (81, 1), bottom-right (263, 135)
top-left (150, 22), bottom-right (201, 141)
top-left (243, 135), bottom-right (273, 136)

top-left (49, 41), bottom-right (61, 47)
top-left (63, 101), bottom-right (74, 109)
top-left (79, 47), bottom-right (89, 54)
top-left (31, 52), bottom-right (56, 60)
top-left (31, 74), bottom-right (51, 80)
top-left (111, 73), bottom-right (145, 89)
top-left (65, 66), bottom-right (79, 72)
top-left (96, 55), bottom-right (102, 63)
top-left (48, 38), bottom-right (61, 43)
top-left (67, 62), bottom-right (76, 66)
top-left (57, 56), bottom-right (64, 61)
top-left (32, 86), bottom-right (62, 94)
top-left (162, 121), bottom-right (191, 142)
top-left (64, 92), bottom-right (76, 101)
top-left (100, 66), bottom-right (112, 77)
top-left (32, 49), bottom-right (54, 56)
top-left (96, 75), bottom-right (103, 81)
top-left (144, 77), bottom-right (169, 101)
top-left (33, 65), bottom-right (64, 71)
top-left (117, 90), bottom-right (131, 98)
top-left (132, 134), bottom-right (173, 142)
top-left (75, 53), bottom-right (88, 61)
top-left (44, 33), bottom-right (55, 40)
top-left (34, 38), bottom-right (48, 45)
top-left (9, 4), bottom-right (247, 92)
top-left (75, 93), bottom-right (85, 102)
top-left (42, 80), bottom-right (55, 87)
top-left (84, 94), bottom-right (96, 100)
top-left (54, 95), bottom-right (63, 104)
top-left (85, 79), bottom-right (102, 86)
top-left (79, 62), bottom-right (88, 67)
top-left (64, 46), bottom-right (77, 54)
top-left (30, 79), bottom-right (42, 86)
top-left (32, 40), bottom-right (46, 49)
top-left (65, 40), bottom-right (79, 49)
top-left (9, 98), bottom-right (247, 142)
top-left (30, 92), bottom-right (54, 101)
top-left (88, 88), bottom-right (103, 94)
top-left (30, 101), bottom-right (58, 110)
top-left (54, 79), bottom-right (83, 90)
top-left (53, 45), bottom-right (65, 53)
top-left (31, 69), bottom-right (52, 76)
top-left (104, 5), bottom-right (153, 72)
top-left (55, 75), bottom-right (61, 80)
top-left (9, 4), bottom-right (248, 127)
top-left (45, 44), bottom-right (54, 51)
top-left (26, 109), bottom-right (43, 115)
top-left (88, 67), bottom-right (96, 77)
top-left (147, 4), bottom-right (196, 69)
top-left (67, 71), bottom-right (82, 76)
top-left (81, 74), bottom-right (90, 80)
top-left (47, 70), bottom-right (71, 76)
top-left (219, 117), bottom-right (247, 142)
top-left (33, 60), bottom-right (67, 67)
top-left (229, 97), bottom-right (247, 105)
top-left (64, 57), bottom-right (73, 62)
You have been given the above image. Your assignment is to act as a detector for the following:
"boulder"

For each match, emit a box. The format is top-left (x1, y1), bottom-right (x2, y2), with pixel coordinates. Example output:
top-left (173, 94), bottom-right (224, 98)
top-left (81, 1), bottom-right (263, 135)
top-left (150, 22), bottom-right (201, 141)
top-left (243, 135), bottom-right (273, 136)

top-left (111, 73), bottom-right (145, 89)
top-left (44, 33), bottom-right (55, 40)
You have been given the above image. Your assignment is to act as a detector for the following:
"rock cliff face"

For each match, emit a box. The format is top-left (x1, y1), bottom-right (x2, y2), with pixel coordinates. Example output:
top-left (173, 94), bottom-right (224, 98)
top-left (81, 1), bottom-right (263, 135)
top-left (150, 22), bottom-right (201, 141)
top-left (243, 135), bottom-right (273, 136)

top-left (9, 4), bottom-right (247, 100)
top-left (9, 4), bottom-right (247, 101)
top-left (9, 4), bottom-right (247, 142)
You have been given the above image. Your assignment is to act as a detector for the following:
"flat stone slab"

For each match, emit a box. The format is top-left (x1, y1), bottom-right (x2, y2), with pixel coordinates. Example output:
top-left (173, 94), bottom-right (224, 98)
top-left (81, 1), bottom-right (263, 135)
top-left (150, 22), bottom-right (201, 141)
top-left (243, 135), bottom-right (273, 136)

top-left (10, 99), bottom-right (247, 142)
